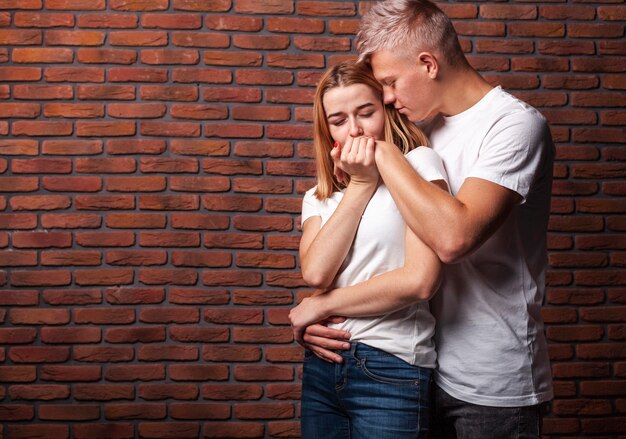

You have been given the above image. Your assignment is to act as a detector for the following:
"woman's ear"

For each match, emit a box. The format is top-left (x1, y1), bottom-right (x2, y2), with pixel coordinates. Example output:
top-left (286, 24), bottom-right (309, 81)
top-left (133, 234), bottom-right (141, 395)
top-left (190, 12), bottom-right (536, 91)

top-left (416, 52), bottom-right (439, 80)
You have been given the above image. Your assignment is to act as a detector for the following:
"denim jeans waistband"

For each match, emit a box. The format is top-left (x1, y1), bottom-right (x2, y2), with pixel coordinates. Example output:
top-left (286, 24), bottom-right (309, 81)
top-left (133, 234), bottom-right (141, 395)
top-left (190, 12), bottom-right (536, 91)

top-left (340, 342), bottom-right (394, 358)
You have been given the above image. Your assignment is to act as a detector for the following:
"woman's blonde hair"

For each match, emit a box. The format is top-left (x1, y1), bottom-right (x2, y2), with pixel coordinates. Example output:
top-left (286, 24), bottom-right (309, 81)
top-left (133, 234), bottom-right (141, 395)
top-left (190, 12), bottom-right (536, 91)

top-left (313, 61), bottom-right (429, 200)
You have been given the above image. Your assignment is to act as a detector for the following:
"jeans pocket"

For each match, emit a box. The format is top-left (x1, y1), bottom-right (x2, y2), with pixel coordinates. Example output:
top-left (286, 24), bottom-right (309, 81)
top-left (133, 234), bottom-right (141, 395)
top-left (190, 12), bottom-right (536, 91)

top-left (303, 349), bottom-right (315, 362)
top-left (360, 355), bottom-right (429, 386)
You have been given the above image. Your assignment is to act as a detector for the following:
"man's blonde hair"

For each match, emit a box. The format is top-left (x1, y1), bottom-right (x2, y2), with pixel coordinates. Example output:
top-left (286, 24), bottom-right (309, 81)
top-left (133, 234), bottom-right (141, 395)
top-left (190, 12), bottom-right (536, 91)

top-left (357, 0), bottom-right (467, 68)
top-left (313, 61), bottom-right (430, 200)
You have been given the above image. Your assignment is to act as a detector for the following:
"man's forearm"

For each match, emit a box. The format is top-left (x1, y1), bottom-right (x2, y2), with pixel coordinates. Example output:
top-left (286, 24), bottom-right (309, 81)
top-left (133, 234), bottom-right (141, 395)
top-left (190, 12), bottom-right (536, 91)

top-left (375, 143), bottom-right (469, 263)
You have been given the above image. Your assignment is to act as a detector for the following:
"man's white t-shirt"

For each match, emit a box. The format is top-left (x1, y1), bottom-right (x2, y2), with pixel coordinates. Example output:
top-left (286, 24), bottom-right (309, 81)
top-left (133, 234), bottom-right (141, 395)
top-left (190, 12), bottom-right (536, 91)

top-left (301, 146), bottom-right (448, 367)
top-left (427, 86), bottom-right (555, 406)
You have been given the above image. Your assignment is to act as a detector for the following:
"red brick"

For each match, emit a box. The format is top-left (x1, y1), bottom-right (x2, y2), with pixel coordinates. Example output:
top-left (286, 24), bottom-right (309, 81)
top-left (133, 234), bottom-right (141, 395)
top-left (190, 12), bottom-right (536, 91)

top-left (202, 270), bottom-right (263, 287)
top-left (74, 423), bottom-right (133, 439)
top-left (11, 270), bottom-right (71, 287)
top-left (233, 290), bottom-right (293, 306)
top-left (0, 102), bottom-right (40, 119)
top-left (78, 13), bottom-right (138, 28)
top-left (73, 347), bottom-right (133, 364)
top-left (0, 290), bottom-right (39, 306)
top-left (140, 121), bottom-right (200, 137)
top-left (109, 31), bottom-right (167, 46)
top-left (0, 366), bottom-right (37, 383)
top-left (235, 141), bottom-right (293, 158)
top-left (234, 35), bottom-right (290, 50)
top-left (0, 139), bottom-right (38, 155)
top-left (203, 346), bottom-right (262, 362)
top-left (234, 365), bottom-right (294, 381)
top-left (76, 121), bottom-right (136, 136)
top-left (169, 288), bottom-right (229, 305)
top-left (235, 0), bottom-right (293, 14)
top-left (204, 232), bottom-right (263, 249)
top-left (267, 17), bottom-right (323, 33)
top-left (44, 66), bottom-right (105, 83)
top-left (9, 346), bottom-right (70, 364)
top-left (0, 214), bottom-right (37, 230)
top-left (204, 422), bottom-right (264, 438)
top-left (42, 140), bottom-right (102, 155)
top-left (108, 67), bottom-right (168, 83)
top-left (107, 139), bottom-right (166, 155)
top-left (74, 195), bottom-right (135, 210)
top-left (74, 269), bottom-right (134, 286)
top-left (73, 384), bottom-right (134, 400)
top-left (139, 157), bottom-right (199, 173)
top-left (74, 307), bottom-right (134, 324)
top-left (234, 327), bottom-right (292, 344)
top-left (169, 365), bottom-right (229, 382)
top-left (139, 306), bottom-right (199, 323)
top-left (297, 1), bottom-right (355, 16)
top-left (45, 30), bottom-right (104, 46)
top-left (0, 329), bottom-right (37, 344)
top-left (202, 86), bottom-right (262, 103)
top-left (138, 383), bottom-right (198, 400)
top-left (171, 250), bottom-right (230, 267)
top-left (13, 48), bottom-right (74, 63)
top-left (47, 0), bottom-right (105, 10)
top-left (78, 48), bottom-right (136, 64)
top-left (104, 402), bottom-right (166, 419)
top-left (203, 384), bottom-right (263, 400)
top-left (105, 326), bottom-right (166, 344)
top-left (170, 213), bottom-right (229, 230)
top-left (110, 0), bottom-right (167, 11)
top-left (41, 327), bottom-right (101, 344)
top-left (169, 327), bottom-right (229, 343)
top-left (105, 287), bottom-right (165, 305)
top-left (453, 21), bottom-right (505, 37)
top-left (106, 249), bottom-right (167, 266)
top-left (14, 12), bottom-right (74, 28)
top-left (172, 68), bottom-right (231, 84)
top-left (39, 365), bottom-right (101, 382)
top-left (138, 194), bottom-right (199, 210)
top-left (105, 364), bottom-right (165, 383)
top-left (141, 49), bottom-right (200, 65)
top-left (206, 16), bottom-right (262, 31)
top-left (8, 384), bottom-right (70, 400)
top-left (138, 231), bottom-right (200, 247)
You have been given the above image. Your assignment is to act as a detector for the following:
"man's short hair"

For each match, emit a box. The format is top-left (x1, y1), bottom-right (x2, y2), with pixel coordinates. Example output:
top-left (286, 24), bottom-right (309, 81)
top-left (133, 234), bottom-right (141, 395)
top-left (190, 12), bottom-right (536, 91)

top-left (357, 0), bottom-right (467, 68)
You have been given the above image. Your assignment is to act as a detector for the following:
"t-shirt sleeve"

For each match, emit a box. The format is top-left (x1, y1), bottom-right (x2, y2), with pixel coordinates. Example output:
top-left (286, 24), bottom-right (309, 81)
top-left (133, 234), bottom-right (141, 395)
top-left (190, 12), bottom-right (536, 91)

top-left (468, 110), bottom-right (552, 201)
top-left (406, 146), bottom-right (449, 185)
top-left (301, 188), bottom-right (321, 224)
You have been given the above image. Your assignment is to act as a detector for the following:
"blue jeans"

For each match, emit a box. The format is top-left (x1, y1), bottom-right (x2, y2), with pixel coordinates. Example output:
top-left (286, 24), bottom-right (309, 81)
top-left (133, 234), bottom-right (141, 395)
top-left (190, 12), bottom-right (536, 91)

top-left (431, 383), bottom-right (547, 439)
top-left (301, 342), bottom-right (433, 439)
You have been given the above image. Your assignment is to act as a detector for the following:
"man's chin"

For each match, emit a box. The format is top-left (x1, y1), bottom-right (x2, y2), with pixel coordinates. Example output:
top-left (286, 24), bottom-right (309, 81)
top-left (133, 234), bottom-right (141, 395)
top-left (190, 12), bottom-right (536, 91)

top-left (412, 114), bottom-right (437, 128)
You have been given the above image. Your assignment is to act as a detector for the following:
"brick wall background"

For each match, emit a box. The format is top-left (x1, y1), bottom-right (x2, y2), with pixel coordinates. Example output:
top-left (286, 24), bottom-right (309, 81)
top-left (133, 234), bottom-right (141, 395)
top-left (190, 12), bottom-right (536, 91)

top-left (0, 0), bottom-right (624, 438)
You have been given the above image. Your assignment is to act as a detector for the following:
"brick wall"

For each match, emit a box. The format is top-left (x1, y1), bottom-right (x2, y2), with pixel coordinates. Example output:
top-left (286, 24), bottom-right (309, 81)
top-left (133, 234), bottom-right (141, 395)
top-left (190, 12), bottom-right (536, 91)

top-left (0, 0), bottom-right (624, 438)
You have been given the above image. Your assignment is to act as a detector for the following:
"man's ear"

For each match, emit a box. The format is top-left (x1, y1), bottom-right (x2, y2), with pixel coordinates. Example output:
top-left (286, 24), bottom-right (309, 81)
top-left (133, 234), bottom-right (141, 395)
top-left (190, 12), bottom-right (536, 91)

top-left (416, 52), bottom-right (439, 79)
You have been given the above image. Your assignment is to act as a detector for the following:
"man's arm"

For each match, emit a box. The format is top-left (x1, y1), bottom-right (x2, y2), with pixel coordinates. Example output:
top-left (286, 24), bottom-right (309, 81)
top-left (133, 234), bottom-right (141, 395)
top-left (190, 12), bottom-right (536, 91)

top-left (374, 141), bottom-right (520, 264)
top-left (291, 223), bottom-right (441, 346)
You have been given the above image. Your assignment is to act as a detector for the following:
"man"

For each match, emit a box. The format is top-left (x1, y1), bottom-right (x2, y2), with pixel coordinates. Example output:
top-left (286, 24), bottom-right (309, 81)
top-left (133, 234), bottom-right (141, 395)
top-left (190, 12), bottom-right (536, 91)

top-left (291, 0), bottom-right (554, 437)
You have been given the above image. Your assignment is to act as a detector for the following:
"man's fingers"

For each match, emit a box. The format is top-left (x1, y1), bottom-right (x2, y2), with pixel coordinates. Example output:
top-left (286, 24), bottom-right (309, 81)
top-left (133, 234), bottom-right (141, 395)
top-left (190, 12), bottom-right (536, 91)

top-left (304, 323), bottom-right (350, 340)
top-left (305, 344), bottom-right (344, 363)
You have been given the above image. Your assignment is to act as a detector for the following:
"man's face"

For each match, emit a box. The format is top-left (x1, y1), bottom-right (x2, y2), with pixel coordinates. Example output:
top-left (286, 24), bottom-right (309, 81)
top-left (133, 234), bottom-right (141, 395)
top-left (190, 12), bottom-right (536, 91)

top-left (370, 49), bottom-right (439, 123)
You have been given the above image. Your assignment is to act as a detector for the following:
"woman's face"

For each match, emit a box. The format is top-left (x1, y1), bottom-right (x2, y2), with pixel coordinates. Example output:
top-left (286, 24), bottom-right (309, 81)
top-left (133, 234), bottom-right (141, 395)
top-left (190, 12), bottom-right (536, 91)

top-left (322, 83), bottom-right (385, 147)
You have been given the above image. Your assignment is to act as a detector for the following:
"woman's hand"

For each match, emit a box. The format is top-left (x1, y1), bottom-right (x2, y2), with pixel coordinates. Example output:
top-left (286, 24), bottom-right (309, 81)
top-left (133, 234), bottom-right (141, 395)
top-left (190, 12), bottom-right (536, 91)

top-left (289, 296), bottom-right (327, 345)
top-left (331, 136), bottom-right (379, 186)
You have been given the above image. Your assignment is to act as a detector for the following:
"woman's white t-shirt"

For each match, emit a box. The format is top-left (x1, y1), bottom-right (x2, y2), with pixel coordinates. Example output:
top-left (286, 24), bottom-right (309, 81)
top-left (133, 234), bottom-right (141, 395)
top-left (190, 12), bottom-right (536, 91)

top-left (301, 146), bottom-right (448, 367)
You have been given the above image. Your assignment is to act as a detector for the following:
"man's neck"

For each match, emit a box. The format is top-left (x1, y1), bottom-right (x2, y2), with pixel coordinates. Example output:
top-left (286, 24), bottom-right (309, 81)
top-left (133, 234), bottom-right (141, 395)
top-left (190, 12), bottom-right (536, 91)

top-left (438, 67), bottom-right (493, 117)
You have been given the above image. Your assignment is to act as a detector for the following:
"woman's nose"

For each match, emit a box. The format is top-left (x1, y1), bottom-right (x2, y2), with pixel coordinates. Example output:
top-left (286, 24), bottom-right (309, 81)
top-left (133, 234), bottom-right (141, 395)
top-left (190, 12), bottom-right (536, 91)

top-left (349, 120), bottom-right (363, 137)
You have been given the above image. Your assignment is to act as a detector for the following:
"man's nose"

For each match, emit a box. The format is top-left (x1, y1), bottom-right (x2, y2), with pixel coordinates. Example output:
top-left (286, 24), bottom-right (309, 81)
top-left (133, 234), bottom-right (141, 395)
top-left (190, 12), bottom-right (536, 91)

top-left (383, 86), bottom-right (395, 105)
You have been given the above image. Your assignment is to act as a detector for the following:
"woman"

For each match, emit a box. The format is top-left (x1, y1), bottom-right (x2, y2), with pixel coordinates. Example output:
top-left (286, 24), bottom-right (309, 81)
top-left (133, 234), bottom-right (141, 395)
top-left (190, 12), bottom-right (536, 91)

top-left (290, 61), bottom-right (449, 438)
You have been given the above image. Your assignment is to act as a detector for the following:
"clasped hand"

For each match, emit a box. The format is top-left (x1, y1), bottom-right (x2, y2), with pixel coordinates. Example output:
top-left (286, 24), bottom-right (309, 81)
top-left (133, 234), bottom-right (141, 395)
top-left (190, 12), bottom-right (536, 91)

top-left (331, 136), bottom-right (380, 186)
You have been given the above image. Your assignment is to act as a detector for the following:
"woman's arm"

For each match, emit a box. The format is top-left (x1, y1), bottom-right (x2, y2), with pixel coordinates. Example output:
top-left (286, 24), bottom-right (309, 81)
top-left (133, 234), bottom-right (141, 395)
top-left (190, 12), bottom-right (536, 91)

top-left (300, 137), bottom-right (379, 289)
top-left (291, 222), bottom-right (442, 345)
top-left (300, 182), bottom-right (377, 289)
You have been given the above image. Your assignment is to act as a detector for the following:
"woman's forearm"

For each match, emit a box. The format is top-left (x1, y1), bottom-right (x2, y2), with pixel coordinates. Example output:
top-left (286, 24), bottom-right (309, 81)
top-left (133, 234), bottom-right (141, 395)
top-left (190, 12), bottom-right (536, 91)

top-left (300, 181), bottom-right (377, 289)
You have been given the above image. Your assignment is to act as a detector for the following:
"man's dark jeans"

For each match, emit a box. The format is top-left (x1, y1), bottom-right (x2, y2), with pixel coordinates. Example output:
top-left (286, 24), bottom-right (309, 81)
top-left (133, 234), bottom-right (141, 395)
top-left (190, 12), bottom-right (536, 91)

top-left (431, 382), bottom-right (547, 439)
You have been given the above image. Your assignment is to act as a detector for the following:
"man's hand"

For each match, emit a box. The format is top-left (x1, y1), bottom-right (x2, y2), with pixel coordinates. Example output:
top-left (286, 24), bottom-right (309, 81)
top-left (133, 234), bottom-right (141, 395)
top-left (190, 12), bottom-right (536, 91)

top-left (302, 321), bottom-right (351, 364)
top-left (290, 296), bottom-right (351, 363)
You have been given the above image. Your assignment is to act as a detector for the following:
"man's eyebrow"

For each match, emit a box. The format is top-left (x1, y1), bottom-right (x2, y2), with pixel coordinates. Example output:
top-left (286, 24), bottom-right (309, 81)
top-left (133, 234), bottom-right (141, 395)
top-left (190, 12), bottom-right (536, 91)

top-left (327, 103), bottom-right (375, 119)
